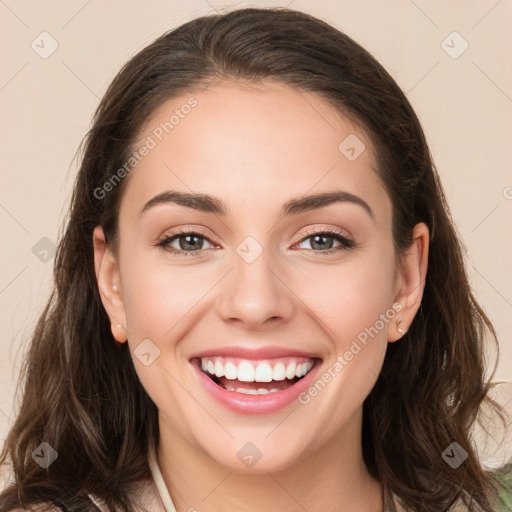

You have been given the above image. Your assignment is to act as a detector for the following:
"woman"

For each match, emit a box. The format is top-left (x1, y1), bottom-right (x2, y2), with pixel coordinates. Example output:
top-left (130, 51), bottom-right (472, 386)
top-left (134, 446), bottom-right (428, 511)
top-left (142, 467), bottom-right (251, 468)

top-left (0, 7), bottom-right (510, 512)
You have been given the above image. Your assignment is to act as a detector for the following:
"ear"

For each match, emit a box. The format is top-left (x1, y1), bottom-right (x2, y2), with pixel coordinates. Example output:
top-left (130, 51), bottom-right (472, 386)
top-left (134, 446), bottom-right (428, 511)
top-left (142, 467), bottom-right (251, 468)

top-left (93, 225), bottom-right (128, 344)
top-left (388, 222), bottom-right (429, 342)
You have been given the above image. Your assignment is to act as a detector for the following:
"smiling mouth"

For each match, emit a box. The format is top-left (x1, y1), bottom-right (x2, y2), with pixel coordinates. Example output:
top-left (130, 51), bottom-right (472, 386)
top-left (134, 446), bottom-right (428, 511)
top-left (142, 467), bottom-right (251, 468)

top-left (192, 356), bottom-right (318, 395)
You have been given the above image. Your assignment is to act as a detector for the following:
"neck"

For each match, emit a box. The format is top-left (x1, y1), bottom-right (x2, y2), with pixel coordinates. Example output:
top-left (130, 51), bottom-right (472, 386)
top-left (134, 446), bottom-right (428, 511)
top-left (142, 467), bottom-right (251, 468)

top-left (156, 408), bottom-right (383, 512)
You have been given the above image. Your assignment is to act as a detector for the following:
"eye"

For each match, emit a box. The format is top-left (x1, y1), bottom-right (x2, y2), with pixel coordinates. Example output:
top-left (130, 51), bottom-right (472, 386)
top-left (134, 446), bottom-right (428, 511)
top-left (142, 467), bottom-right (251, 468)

top-left (155, 227), bottom-right (355, 257)
top-left (295, 228), bottom-right (355, 254)
top-left (156, 229), bottom-right (216, 256)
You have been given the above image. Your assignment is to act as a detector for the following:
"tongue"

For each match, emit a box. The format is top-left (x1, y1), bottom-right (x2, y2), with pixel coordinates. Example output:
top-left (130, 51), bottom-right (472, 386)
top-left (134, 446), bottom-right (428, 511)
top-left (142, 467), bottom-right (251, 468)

top-left (216, 376), bottom-right (298, 391)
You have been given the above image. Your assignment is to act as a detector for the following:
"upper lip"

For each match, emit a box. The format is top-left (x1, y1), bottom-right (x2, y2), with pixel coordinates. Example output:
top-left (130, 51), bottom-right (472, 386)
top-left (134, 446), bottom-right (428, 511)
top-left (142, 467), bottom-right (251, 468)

top-left (190, 345), bottom-right (322, 361)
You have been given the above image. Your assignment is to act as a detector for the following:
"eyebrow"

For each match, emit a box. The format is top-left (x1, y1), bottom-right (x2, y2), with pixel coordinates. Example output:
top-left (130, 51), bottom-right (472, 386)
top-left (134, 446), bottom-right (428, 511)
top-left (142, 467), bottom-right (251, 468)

top-left (139, 190), bottom-right (374, 220)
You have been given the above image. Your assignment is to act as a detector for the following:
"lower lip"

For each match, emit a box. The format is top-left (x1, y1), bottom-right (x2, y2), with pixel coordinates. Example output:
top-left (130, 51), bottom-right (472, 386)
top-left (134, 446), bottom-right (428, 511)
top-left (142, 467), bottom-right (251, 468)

top-left (191, 360), bottom-right (321, 415)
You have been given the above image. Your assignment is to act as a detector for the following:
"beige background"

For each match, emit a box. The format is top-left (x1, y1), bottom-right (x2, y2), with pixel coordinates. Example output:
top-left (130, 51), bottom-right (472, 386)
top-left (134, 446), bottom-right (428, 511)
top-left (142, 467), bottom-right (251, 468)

top-left (1, 0), bottom-right (511, 465)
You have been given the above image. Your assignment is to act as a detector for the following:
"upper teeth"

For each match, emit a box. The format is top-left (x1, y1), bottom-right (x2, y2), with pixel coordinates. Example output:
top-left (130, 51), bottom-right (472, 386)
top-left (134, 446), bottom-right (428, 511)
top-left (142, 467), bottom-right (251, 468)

top-left (200, 357), bottom-right (314, 382)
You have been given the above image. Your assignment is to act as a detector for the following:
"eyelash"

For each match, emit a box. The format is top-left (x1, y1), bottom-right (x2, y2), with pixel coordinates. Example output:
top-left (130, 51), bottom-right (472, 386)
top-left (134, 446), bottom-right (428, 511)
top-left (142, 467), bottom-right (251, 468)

top-left (299, 228), bottom-right (355, 254)
top-left (156, 228), bottom-right (355, 257)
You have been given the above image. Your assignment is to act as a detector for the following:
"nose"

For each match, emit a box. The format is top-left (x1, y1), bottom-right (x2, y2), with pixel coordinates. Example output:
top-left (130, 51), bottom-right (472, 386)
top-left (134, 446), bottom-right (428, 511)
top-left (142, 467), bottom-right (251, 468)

top-left (216, 245), bottom-right (295, 330)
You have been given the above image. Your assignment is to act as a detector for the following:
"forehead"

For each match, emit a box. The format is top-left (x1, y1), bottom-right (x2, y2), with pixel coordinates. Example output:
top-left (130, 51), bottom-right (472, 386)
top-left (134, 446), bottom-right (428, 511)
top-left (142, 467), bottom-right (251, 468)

top-left (120, 80), bottom-right (391, 229)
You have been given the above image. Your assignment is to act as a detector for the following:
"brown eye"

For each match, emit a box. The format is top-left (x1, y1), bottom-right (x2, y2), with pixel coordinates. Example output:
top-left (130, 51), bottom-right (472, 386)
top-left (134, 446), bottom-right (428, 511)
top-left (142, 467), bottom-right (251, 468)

top-left (296, 230), bottom-right (355, 254)
top-left (157, 230), bottom-right (215, 255)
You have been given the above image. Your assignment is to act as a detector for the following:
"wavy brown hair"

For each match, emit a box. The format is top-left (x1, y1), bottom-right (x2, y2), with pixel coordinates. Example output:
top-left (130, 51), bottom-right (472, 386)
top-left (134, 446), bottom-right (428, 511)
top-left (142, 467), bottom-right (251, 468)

top-left (0, 7), bottom-right (510, 512)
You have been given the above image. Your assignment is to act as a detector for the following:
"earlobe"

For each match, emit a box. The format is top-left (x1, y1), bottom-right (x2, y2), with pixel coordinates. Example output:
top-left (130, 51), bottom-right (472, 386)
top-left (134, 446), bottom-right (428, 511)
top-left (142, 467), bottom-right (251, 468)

top-left (92, 226), bottom-right (128, 343)
top-left (388, 222), bottom-right (429, 343)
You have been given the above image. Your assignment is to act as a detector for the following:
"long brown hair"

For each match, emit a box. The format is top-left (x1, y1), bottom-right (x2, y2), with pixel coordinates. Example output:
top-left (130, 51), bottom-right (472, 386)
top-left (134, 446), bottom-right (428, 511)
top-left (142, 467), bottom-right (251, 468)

top-left (1, 7), bottom-right (509, 511)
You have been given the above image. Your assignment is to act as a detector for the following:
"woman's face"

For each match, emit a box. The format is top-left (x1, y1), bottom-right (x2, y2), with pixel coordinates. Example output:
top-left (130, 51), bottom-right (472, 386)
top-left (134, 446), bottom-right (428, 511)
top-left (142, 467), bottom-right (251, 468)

top-left (95, 80), bottom-right (427, 472)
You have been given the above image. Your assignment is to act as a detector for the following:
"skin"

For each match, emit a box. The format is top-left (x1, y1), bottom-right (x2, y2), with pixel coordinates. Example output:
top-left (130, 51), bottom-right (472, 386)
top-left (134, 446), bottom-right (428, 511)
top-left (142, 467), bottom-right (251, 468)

top-left (93, 80), bottom-right (429, 512)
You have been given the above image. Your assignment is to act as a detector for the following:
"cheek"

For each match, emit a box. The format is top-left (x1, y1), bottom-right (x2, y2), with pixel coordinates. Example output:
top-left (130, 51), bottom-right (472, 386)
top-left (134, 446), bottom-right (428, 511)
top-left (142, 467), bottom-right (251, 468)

top-left (118, 259), bottom-right (211, 416)
top-left (296, 256), bottom-right (396, 346)
top-left (293, 257), bottom-right (396, 426)
top-left (121, 259), bottom-right (212, 339)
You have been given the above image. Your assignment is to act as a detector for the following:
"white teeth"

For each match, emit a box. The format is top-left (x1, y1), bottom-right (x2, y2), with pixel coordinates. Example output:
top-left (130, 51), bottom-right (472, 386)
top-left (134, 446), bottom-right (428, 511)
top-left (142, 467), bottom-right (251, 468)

top-left (235, 388), bottom-right (279, 395)
top-left (214, 360), bottom-right (224, 378)
top-left (285, 362), bottom-right (296, 379)
top-left (272, 363), bottom-right (286, 381)
top-left (224, 362), bottom-right (237, 380)
top-left (200, 357), bottom-right (315, 382)
top-left (222, 385), bottom-right (283, 395)
top-left (237, 362), bottom-right (255, 382)
top-left (237, 388), bottom-right (258, 395)
top-left (254, 363), bottom-right (273, 382)
top-left (298, 361), bottom-right (314, 377)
